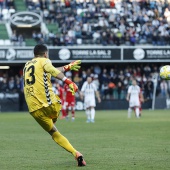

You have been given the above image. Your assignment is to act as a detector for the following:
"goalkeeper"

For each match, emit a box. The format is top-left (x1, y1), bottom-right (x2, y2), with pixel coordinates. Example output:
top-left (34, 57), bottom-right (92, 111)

top-left (23, 44), bottom-right (86, 167)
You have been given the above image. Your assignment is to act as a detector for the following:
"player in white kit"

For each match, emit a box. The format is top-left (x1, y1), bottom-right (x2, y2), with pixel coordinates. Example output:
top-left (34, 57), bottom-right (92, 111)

top-left (126, 79), bottom-right (142, 118)
top-left (80, 77), bottom-right (101, 123)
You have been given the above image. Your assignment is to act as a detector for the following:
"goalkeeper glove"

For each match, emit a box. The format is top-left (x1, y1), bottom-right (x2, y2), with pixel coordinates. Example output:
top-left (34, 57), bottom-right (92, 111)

top-left (62, 77), bottom-right (78, 95)
top-left (63, 60), bottom-right (81, 72)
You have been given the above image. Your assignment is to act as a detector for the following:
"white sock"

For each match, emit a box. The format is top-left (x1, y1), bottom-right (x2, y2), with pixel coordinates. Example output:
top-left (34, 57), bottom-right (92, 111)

top-left (135, 107), bottom-right (140, 118)
top-left (86, 109), bottom-right (90, 120)
top-left (91, 108), bottom-right (95, 121)
top-left (128, 108), bottom-right (132, 118)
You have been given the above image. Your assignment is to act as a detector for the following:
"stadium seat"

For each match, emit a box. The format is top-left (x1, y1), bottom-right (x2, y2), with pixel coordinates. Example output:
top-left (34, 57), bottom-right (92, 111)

top-left (105, 9), bottom-right (111, 13)
top-left (111, 9), bottom-right (117, 14)
top-left (113, 28), bottom-right (118, 33)
top-left (0, 40), bottom-right (4, 45)
top-left (129, 22), bottom-right (134, 27)
top-left (4, 40), bottom-right (11, 45)
top-left (2, 9), bottom-right (9, 20)
top-left (77, 38), bottom-right (82, 45)
top-left (9, 8), bottom-right (16, 15)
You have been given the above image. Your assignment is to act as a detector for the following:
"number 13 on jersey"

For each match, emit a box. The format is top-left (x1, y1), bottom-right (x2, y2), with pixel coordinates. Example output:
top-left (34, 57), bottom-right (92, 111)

top-left (23, 65), bottom-right (35, 97)
top-left (23, 65), bottom-right (35, 86)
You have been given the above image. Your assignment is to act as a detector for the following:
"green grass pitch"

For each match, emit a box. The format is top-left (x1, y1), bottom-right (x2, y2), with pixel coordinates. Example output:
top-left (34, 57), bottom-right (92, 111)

top-left (0, 110), bottom-right (170, 170)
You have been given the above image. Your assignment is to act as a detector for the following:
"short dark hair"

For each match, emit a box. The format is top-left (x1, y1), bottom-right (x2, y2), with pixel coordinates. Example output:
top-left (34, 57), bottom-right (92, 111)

top-left (34, 44), bottom-right (48, 56)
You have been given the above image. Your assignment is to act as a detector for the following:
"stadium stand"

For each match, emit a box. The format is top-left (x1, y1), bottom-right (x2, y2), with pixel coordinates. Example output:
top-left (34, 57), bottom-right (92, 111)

top-left (20, 0), bottom-right (170, 46)
top-left (0, 0), bottom-right (170, 46)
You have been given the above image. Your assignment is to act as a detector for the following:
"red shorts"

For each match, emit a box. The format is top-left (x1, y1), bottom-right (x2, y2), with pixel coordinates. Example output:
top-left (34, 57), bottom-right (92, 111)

top-left (65, 100), bottom-right (75, 107)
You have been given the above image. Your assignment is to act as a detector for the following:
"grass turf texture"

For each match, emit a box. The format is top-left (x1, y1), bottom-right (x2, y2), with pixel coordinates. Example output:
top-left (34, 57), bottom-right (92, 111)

top-left (0, 110), bottom-right (170, 170)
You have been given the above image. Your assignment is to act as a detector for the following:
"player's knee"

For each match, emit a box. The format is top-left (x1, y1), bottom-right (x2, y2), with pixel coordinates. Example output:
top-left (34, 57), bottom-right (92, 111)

top-left (52, 118), bottom-right (57, 123)
top-left (48, 126), bottom-right (58, 136)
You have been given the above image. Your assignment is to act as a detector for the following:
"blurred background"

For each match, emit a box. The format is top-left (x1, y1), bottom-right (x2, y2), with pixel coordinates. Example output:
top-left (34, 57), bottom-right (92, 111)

top-left (0, 0), bottom-right (170, 112)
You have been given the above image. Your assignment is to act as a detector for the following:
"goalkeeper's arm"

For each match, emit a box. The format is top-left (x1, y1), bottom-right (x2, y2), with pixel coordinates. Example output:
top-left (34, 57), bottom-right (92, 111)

top-left (55, 73), bottom-right (78, 95)
top-left (57, 60), bottom-right (81, 73)
top-left (44, 62), bottom-right (78, 95)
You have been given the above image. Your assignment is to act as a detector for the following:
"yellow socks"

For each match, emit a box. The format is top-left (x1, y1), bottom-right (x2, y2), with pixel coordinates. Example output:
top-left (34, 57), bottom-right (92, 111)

top-left (52, 131), bottom-right (77, 157)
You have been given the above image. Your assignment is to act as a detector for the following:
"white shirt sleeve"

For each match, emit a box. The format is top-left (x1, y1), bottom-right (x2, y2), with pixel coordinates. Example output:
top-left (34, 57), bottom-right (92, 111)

top-left (81, 81), bottom-right (87, 92)
top-left (128, 86), bottom-right (131, 94)
top-left (92, 83), bottom-right (97, 91)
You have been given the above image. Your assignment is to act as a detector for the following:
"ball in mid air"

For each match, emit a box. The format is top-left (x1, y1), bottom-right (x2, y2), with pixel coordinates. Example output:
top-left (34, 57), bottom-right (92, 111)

top-left (160, 65), bottom-right (170, 80)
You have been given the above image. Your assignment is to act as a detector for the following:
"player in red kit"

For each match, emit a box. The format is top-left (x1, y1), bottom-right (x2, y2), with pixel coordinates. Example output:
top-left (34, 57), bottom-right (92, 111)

top-left (139, 88), bottom-right (144, 117)
top-left (56, 82), bottom-right (67, 119)
top-left (63, 77), bottom-right (76, 121)
top-left (52, 81), bottom-right (66, 119)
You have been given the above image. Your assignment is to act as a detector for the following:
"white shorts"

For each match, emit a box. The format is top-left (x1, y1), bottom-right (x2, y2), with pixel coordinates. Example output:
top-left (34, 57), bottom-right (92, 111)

top-left (84, 97), bottom-right (96, 109)
top-left (129, 99), bottom-right (140, 108)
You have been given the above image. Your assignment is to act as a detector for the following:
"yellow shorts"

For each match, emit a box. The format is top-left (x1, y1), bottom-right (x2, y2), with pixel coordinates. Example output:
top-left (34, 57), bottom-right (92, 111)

top-left (30, 102), bottom-right (62, 132)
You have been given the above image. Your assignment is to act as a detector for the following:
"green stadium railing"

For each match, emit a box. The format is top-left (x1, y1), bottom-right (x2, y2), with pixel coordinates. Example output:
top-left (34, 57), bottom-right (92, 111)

top-left (46, 23), bottom-right (60, 35)
top-left (0, 24), bottom-right (9, 39)
top-left (25, 38), bottom-right (37, 46)
top-left (14, 0), bottom-right (27, 11)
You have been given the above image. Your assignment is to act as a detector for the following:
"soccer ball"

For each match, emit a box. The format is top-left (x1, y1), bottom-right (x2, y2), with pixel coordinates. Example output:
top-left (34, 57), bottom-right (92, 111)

top-left (160, 65), bottom-right (170, 80)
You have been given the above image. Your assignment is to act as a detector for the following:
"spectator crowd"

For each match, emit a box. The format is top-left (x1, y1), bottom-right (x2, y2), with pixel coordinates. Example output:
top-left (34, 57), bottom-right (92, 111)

top-left (1, 0), bottom-right (170, 46)
top-left (0, 63), bottom-right (170, 101)
top-left (25, 0), bottom-right (170, 46)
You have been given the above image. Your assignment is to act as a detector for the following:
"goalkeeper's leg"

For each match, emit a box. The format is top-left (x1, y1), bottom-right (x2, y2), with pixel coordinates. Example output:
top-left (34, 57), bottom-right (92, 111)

top-left (50, 125), bottom-right (86, 166)
top-left (31, 108), bottom-right (86, 166)
top-left (50, 125), bottom-right (77, 155)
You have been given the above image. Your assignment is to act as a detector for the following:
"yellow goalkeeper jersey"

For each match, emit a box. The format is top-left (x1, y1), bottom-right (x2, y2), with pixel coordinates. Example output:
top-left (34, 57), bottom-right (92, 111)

top-left (23, 57), bottom-right (61, 113)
